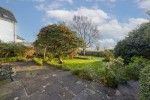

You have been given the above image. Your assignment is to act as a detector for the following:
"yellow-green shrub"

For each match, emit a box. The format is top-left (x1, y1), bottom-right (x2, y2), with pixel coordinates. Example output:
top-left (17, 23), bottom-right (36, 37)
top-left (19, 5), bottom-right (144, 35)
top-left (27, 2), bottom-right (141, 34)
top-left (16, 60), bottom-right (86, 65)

top-left (32, 57), bottom-right (43, 65)
top-left (0, 57), bottom-right (26, 63)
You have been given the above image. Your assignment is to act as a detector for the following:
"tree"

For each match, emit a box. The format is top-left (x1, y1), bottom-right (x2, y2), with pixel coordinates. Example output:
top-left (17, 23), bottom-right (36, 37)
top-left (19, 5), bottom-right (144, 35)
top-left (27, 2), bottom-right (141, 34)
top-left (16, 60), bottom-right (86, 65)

top-left (146, 10), bottom-right (150, 16)
top-left (34, 24), bottom-right (85, 63)
top-left (70, 16), bottom-right (100, 55)
top-left (96, 45), bottom-right (100, 51)
top-left (114, 22), bottom-right (150, 64)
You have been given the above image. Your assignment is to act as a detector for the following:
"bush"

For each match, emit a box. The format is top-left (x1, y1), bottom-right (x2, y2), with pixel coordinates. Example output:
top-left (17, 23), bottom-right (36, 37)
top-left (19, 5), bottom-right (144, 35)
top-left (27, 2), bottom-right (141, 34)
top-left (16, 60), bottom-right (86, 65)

top-left (0, 42), bottom-right (27, 58)
top-left (103, 50), bottom-right (114, 62)
top-left (139, 65), bottom-right (150, 100)
top-left (72, 67), bottom-right (93, 81)
top-left (0, 57), bottom-right (26, 63)
top-left (79, 50), bottom-right (105, 57)
top-left (23, 48), bottom-right (35, 58)
top-left (98, 57), bottom-right (126, 87)
top-left (114, 22), bottom-right (150, 64)
top-left (125, 56), bottom-right (149, 80)
top-left (99, 66), bottom-right (117, 87)
top-left (32, 57), bottom-right (43, 65)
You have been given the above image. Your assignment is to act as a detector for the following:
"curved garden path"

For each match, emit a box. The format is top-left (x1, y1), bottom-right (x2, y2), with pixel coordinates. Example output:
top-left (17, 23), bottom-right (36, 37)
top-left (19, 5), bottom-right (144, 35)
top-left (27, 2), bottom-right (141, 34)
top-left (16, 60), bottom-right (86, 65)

top-left (0, 61), bottom-right (138, 100)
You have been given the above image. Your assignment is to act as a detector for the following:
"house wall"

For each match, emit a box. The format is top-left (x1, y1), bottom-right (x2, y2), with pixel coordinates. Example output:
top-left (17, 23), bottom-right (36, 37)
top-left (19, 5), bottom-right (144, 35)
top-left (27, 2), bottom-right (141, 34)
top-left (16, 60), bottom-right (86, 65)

top-left (0, 19), bottom-right (16, 42)
top-left (16, 39), bottom-right (24, 43)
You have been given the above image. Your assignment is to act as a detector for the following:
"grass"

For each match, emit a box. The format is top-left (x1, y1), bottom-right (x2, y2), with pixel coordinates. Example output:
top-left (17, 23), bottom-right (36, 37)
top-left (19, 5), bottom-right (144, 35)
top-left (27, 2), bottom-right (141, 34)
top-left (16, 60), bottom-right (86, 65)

top-left (46, 56), bottom-right (105, 81)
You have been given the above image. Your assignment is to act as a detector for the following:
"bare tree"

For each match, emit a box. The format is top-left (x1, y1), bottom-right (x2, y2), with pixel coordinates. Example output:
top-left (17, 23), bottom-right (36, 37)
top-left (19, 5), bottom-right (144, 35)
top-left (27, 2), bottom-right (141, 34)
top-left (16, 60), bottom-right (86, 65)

top-left (70, 16), bottom-right (100, 55)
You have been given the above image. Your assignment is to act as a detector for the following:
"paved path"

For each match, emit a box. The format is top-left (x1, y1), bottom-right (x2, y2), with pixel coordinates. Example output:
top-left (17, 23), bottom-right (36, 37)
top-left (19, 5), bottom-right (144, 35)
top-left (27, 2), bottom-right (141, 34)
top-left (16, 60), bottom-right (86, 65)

top-left (0, 61), bottom-right (138, 100)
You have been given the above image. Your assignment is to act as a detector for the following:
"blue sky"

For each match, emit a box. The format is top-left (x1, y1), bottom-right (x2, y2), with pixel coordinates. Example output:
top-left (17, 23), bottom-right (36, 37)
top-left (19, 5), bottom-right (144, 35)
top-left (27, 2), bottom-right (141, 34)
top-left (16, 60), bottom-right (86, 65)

top-left (0, 0), bottom-right (150, 49)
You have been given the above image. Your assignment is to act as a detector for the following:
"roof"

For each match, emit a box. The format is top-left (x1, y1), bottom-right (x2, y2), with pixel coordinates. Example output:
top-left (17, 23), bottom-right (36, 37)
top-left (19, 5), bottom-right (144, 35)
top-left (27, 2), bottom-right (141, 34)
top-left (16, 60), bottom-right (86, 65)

top-left (17, 35), bottom-right (25, 40)
top-left (0, 7), bottom-right (17, 22)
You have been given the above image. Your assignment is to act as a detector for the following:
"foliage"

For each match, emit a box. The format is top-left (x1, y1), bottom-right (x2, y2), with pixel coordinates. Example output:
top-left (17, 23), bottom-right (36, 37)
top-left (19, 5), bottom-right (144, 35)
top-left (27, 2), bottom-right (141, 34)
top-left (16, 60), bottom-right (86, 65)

top-left (68, 49), bottom-right (79, 59)
top-left (79, 50), bottom-right (105, 57)
top-left (124, 56), bottom-right (150, 80)
top-left (46, 56), bottom-right (126, 87)
top-left (139, 65), bottom-right (150, 100)
top-left (0, 41), bottom-right (27, 58)
top-left (103, 50), bottom-right (114, 62)
top-left (0, 57), bottom-right (26, 63)
top-left (99, 57), bottom-right (126, 87)
top-left (23, 48), bottom-right (35, 58)
top-left (32, 57), bottom-right (43, 66)
top-left (34, 24), bottom-right (85, 63)
top-left (114, 22), bottom-right (150, 64)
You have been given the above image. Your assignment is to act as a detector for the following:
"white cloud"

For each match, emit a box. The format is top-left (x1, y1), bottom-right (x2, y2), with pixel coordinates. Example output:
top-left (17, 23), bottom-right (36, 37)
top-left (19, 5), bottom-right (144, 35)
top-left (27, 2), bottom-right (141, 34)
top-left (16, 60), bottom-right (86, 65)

top-left (45, 7), bottom-right (110, 24)
top-left (86, 0), bottom-right (116, 3)
top-left (32, 0), bottom-right (46, 2)
top-left (59, 0), bottom-right (74, 4)
top-left (137, 0), bottom-right (150, 10)
top-left (97, 39), bottom-right (116, 50)
top-left (99, 18), bottom-right (148, 40)
top-left (36, 5), bottom-right (148, 49)
top-left (36, 0), bottom-right (74, 11)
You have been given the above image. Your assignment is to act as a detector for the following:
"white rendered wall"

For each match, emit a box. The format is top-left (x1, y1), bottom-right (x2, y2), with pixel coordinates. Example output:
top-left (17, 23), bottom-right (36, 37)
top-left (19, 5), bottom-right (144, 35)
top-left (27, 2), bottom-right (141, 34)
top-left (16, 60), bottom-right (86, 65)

top-left (16, 39), bottom-right (23, 43)
top-left (0, 19), bottom-right (16, 42)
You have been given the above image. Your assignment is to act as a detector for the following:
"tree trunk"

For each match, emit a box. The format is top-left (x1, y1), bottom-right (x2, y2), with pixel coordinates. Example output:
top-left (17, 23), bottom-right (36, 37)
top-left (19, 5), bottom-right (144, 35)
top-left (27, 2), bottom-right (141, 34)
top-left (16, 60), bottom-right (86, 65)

top-left (83, 48), bottom-right (86, 56)
top-left (43, 47), bottom-right (47, 60)
top-left (58, 54), bottom-right (63, 64)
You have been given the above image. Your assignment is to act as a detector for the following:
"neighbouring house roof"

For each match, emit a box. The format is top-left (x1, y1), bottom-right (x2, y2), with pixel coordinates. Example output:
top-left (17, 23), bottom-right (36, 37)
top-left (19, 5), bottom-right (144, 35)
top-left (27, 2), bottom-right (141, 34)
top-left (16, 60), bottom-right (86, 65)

top-left (0, 7), bottom-right (17, 22)
top-left (17, 35), bottom-right (25, 40)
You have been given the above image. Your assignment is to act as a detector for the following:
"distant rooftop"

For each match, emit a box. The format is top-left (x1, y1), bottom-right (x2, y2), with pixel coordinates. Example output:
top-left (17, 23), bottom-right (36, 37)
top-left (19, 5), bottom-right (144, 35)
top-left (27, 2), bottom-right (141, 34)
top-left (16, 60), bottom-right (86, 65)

top-left (17, 35), bottom-right (25, 40)
top-left (0, 7), bottom-right (17, 22)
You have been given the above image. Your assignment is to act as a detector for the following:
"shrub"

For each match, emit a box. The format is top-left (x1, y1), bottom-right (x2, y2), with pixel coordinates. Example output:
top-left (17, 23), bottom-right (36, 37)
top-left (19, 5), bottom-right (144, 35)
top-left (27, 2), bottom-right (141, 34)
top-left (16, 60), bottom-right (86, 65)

top-left (98, 57), bottom-right (126, 87)
top-left (32, 57), bottom-right (43, 65)
top-left (125, 56), bottom-right (149, 80)
top-left (72, 67), bottom-right (93, 81)
top-left (0, 42), bottom-right (27, 58)
top-left (139, 65), bottom-right (150, 100)
top-left (23, 48), bottom-right (35, 58)
top-left (0, 57), bottom-right (26, 63)
top-left (114, 22), bottom-right (150, 64)
top-left (68, 49), bottom-right (79, 59)
top-left (75, 56), bottom-right (92, 60)
top-left (99, 66), bottom-right (117, 87)
top-left (103, 50), bottom-right (114, 62)
top-left (79, 50), bottom-right (105, 57)
top-left (16, 57), bottom-right (26, 61)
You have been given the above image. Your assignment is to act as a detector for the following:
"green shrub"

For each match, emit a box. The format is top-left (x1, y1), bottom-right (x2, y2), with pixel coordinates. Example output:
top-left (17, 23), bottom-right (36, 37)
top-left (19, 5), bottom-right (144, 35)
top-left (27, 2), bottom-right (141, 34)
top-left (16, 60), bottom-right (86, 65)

top-left (103, 50), bottom-right (114, 62)
top-left (139, 65), bottom-right (150, 100)
top-left (125, 56), bottom-right (149, 80)
top-left (98, 66), bottom-right (117, 87)
top-left (72, 67), bottom-right (93, 81)
top-left (98, 57), bottom-right (126, 87)
top-left (0, 42), bottom-right (27, 58)
top-left (79, 50), bottom-right (105, 57)
top-left (75, 56), bottom-right (92, 60)
top-left (16, 57), bottom-right (26, 61)
top-left (0, 57), bottom-right (26, 63)
top-left (32, 57), bottom-right (43, 65)
top-left (23, 48), bottom-right (35, 58)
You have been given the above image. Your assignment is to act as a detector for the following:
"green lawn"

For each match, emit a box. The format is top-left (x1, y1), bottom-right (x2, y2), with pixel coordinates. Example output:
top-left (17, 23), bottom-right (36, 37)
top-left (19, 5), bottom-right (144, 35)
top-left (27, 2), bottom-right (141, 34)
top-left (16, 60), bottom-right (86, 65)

top-left (47, 56), bottom-right (106, 81)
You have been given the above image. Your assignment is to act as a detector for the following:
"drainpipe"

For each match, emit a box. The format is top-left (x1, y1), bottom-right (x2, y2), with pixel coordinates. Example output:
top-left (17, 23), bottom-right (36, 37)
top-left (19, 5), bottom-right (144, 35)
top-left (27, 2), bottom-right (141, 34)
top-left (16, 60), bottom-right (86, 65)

top-left (13, 21), bottom-right (16, 43)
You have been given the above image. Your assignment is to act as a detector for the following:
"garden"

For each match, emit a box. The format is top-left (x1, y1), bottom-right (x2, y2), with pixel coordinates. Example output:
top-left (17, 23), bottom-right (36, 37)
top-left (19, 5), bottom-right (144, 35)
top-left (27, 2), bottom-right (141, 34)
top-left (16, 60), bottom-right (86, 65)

top-left (0, 20), bottom-right (150, 100)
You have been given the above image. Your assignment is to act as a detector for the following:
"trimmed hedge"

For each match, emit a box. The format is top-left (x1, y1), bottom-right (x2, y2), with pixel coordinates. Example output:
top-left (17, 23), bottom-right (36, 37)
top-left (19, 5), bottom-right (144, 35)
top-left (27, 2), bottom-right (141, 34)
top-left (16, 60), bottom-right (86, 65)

top-left (139, 65), bottom-right (150, 100)
top-left (79, 50), bottom-right (105, 57)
